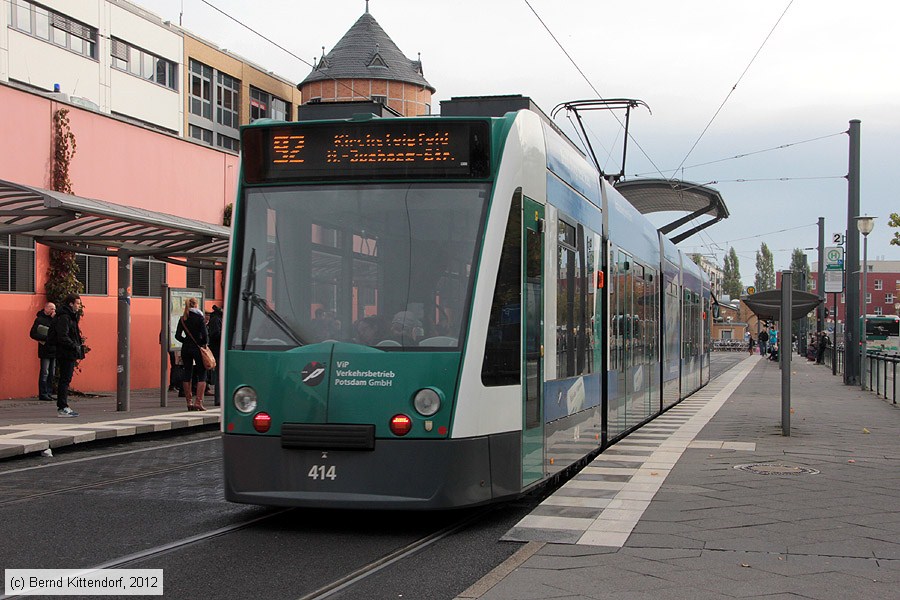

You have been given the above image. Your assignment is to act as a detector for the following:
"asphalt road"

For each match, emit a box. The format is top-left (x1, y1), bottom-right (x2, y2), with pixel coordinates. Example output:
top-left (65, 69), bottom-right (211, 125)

top-left (0, 352), bottom-right (748, 600)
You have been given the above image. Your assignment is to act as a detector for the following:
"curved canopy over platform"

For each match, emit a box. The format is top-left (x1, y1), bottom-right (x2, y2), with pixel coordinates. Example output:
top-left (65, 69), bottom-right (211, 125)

top-left (614, 178), bottom-right (729, 244)
top-left (0, 179), bottom-right (229, 268)
top-left (743, 289), bottom-right (823, 322)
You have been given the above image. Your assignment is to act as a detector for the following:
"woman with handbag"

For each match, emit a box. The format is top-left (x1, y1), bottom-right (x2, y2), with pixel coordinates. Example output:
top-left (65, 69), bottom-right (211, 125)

top-left (175, 297), bottom-right (210, 411)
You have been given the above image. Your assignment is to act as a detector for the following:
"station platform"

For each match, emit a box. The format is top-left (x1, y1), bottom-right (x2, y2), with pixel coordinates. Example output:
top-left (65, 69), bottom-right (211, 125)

top-left (0, 388), bottom-right (219, 459)
top-left (459, 355), bottom-right (900, 599)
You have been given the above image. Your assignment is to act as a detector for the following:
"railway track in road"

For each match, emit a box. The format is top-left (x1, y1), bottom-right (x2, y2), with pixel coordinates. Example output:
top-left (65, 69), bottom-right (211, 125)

top-left (0, 436), bottom-right (221, 506)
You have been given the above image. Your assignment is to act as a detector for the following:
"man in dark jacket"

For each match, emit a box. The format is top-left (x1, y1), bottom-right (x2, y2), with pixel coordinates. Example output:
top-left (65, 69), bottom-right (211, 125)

top-left (30, 302), bottom-right (56, 401)
top-left (207, 305), bottom-right (223, 406)
top-left (48, 293), bottom-right (85, 418)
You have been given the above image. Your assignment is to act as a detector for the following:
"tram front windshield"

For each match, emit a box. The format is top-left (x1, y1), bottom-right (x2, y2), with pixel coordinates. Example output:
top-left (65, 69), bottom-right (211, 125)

top-left (232, 183), bottom-right (489, 351)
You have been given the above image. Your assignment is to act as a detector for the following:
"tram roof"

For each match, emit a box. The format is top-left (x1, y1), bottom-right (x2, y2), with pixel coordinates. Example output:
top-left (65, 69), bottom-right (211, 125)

top-left (614, 178), bottom-right (729, 244)
top-left (0, 179), bottom-right (229, 268)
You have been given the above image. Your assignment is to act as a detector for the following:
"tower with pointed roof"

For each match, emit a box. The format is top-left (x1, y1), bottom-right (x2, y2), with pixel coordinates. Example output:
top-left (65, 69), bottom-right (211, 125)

top-left (298, 6), bottom-right (435, 116)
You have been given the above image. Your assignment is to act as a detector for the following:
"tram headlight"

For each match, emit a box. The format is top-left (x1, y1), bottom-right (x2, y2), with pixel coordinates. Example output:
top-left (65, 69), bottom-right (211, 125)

top-left (233, 386), bottom-right (258, 413)
top-left (413, 388), bottom-right (441, 417)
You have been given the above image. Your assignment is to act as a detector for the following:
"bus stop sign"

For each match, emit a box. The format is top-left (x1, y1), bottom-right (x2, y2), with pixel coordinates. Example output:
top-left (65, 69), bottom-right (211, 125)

top-left (824, 246), bottom-right (844, 293)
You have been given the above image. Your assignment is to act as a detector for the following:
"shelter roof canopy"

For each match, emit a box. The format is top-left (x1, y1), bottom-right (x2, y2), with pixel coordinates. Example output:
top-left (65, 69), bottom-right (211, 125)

top-left (0, 179), bottom-right (229, 268)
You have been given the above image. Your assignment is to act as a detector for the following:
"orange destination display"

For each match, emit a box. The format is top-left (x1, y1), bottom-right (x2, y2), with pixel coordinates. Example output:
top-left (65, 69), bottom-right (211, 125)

top-left (241, 120), bottom-right (490, 183)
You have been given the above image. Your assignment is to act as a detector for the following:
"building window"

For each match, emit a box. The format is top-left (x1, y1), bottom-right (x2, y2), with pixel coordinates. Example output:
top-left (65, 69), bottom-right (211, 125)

top-left (865, 292), bottom-right (871, 304)
top-left (111, 38), bottom-right (177, 90)
top-left (132, 258), bottom-right (167, 297)
top-left (217, 134), bottom-right (240, 152)
top-left (841, 293), bottom-right (845, 304)
top-left (886, 293), bottom-right (895, 304)
top-left (74, 254), bottom-right (107, 295)
top-left (187, 266), bottom-right (216, 296)
top-left (874, 279), bottom-right (883, 290)
top-left (371, 95), bottom-right (386, 105)
top-left (216, 72), bottom-right (240, 128)
top-left (9, 1), bottom-right (97, 60)
top-left (810, 278), bottom-right (816, 290)
top-left (189, 59), bottom-right (213, 119)
top-left (874, 307), bottom-right (883, 316)
top-left (250, 87), bottom-right (290, 122)
top-left (0, 234), bottom-right (35, 292)
top-left (189, 124), bottom-right (212, 144)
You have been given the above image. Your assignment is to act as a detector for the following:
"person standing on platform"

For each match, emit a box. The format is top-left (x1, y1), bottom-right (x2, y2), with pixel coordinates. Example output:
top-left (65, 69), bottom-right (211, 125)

top-left (48, 293), bottom-right (85, 418)
top-left (30, 302), bottom-right (56, 401)
top-left (758, 328), bottom-right (769, 355)
top-left (175, 297), bottom-right (208, 411)
top-left (207, 305), bottom-right (223, 406)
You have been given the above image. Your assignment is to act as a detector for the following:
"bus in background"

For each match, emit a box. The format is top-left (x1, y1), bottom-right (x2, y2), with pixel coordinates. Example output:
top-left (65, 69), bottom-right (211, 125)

top-left (864, 314), bottom-right (899, 352)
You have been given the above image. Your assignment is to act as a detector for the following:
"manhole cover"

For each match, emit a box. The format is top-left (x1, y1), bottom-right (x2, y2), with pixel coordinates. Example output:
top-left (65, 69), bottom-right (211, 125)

top-left (733, 463), bottom-right (820, 475)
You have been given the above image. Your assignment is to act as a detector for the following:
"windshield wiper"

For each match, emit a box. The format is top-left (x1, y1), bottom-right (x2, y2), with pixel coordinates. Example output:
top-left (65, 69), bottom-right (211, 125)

top-left (241, 248), bottom-right (304, 348)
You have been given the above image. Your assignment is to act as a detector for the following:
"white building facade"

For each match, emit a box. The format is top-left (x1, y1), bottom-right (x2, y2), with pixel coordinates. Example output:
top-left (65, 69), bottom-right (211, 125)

top-left (3, 0), bottom-right (184, 134)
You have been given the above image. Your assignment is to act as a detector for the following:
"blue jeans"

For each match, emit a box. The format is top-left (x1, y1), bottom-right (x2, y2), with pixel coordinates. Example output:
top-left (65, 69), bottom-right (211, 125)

top-left (39, 357), bottom-right (56, 399)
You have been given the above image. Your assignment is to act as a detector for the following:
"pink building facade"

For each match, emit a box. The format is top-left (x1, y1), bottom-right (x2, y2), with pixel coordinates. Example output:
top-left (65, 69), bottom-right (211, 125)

top-left (0, 83), bottom-right (238, 399)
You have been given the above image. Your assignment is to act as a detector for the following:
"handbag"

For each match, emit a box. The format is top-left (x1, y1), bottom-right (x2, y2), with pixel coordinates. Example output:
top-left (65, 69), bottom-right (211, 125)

top-left (182, 316), bottom-right (217, 370)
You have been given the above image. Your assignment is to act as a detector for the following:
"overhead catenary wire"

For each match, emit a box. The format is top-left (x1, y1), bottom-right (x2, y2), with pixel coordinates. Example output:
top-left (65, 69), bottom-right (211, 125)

top-left (523, 0), bottom-right (669, 181)
top-left (197, 0), bottom-right (359, 99)
top-left (633, 130), bottom-right (845, 178)
top-left (671, 0), bottom-right (796, 178)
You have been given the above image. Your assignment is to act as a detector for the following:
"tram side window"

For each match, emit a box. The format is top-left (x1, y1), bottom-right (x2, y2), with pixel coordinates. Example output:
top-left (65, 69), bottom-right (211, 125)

top-left (644, 268), bottom-right (658, 363)
top-left (482, 190), bottom-right (522, 386)
top-left (608, 250), bottom-right (617, 371)
top-left (557, 219), bottom-right (595, 379)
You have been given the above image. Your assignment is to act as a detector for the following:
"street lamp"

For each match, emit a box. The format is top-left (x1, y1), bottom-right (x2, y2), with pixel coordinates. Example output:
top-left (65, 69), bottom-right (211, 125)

top-left (855, 215), bottom-right (876, 391)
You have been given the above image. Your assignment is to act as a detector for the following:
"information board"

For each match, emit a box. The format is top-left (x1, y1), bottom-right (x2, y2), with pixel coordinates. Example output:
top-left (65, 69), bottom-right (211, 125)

top-left (824, 246), bottom-right (844, 293)
top-left (167, 288), bottom-right (204, 351)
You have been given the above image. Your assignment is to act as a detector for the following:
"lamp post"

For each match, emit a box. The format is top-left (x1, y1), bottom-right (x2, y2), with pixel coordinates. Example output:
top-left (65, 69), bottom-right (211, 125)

top-left (855, 215), bottom-right (876, 391)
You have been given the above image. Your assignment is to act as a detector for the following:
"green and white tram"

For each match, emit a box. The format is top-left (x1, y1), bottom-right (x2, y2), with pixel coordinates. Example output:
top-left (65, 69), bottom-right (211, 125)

top-left (222, 96), bottom-right (711, 509)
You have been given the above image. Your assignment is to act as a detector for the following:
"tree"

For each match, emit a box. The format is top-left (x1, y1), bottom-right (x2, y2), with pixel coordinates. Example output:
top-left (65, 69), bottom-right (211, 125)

top-left (789, 248), bottom-right (810, 291)
top-left (722, 247), bottom-right (743, 298)
top-left (754, 242), bottom-right (775, 291)
top-left (689, 253), bottom-right (703, 266)
top-left (890, 212), bottom-right (900, 247)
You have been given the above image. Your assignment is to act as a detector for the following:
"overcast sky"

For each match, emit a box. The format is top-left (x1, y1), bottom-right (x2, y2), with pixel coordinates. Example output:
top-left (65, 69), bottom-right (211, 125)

top-left (141, 0), bottom-right (898, 285)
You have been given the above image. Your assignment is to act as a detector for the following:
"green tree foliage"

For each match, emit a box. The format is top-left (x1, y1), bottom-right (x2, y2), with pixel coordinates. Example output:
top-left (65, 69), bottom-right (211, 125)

top-left (889, 212), bottom-right (900, 247)
top-left (722, 247), bottom-right (743, 298)
top-left (754, 242), bottom-right (775, 291)
top-left (690, 253), bottom-right (703, 266)
top-left (46, 108), bottom-right (83, 305)
top-left (789, 248), bottom-right (811, 291)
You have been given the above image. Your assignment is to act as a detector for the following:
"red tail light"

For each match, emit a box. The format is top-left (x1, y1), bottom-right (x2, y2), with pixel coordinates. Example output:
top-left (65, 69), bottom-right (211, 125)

top-left (252, 412), bottom-right (272, 433)
top-left (389, 414), bottom-right (412, 436)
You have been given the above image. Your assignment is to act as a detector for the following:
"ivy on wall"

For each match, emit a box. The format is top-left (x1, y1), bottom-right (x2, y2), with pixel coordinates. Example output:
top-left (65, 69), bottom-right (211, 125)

top-left (45, 108), bottom-right (83, 306)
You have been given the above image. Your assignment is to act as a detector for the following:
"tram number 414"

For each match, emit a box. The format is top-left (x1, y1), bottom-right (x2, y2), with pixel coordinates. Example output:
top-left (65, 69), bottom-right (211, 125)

top-left (308, 465), bottom-right (337, 480)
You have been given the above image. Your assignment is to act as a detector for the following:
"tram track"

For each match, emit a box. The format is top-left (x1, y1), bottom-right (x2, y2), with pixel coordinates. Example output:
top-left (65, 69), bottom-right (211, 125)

top-left (0, 507), bottom-right (290, 600)
top-left (296, 506), bottom-right (495, 600)
top-left (0, 456), bottom-right (221, 506)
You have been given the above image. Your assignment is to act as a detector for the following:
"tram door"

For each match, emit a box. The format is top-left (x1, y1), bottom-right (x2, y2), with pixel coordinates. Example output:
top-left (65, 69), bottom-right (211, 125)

top-left (522, 198), bottom-right (544, 486)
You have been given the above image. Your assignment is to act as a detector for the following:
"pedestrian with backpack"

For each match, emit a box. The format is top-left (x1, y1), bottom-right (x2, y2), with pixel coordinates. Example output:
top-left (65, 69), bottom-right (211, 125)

top-left (29, 302), bottom-right (56, 401)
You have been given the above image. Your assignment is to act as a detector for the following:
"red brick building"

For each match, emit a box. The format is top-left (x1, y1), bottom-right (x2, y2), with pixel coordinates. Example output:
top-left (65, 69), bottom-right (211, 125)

top-left (298, 8), bottom-right (435, 117)
top-left (809, 259), bottom-right (900, 326)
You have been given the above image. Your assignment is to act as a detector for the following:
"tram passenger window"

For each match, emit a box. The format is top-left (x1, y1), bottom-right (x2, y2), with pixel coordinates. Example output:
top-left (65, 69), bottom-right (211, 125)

top-left (557, 219), bottom-right (577, 378)
top-left (483, 190), bottom-right (521, 386)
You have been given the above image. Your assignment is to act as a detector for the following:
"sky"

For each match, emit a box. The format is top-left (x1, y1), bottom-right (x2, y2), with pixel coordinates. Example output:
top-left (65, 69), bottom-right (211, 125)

top-left (141, 0), bottom-right (899, 286)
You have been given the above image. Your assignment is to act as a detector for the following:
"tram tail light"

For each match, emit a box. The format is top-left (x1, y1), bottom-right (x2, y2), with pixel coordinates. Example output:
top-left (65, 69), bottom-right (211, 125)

top-left (252, 412), bottom-right (272, 433)
top-left (389, 414), bottom-right (413, 436)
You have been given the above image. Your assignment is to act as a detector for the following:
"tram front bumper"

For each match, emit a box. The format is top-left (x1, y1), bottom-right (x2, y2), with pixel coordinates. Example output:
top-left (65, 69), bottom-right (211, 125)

top-left (223, 432), bottom-right (520, 510)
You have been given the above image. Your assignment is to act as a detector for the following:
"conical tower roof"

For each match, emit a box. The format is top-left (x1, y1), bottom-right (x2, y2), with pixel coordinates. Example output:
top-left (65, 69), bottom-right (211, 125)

top-left (299, 11), bottom-right (435, 92)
